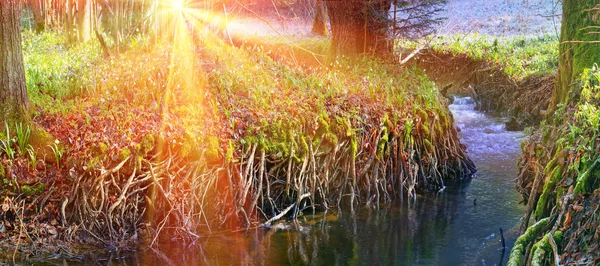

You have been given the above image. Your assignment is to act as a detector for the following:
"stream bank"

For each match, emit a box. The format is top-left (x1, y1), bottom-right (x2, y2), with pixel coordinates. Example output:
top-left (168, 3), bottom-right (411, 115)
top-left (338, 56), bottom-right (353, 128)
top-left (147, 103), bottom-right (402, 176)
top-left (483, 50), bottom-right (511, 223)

top-left (412, 50), bottom-right (554, 131)
top-left (12, 96), bottom-right (527, 265)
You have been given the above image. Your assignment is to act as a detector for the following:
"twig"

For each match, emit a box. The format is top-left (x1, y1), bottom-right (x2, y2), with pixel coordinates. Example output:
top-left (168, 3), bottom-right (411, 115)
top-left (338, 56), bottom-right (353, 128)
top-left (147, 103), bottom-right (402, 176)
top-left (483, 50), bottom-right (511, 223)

top-left (548, 232), bottom-right (560, 266)
top-left (399, 45), bottom-right (426, 65)
top-left (561, 40), bottom-right (600, 44)
top-left (12, 201), bottom-right (26, 263)
top-left (261, 192), bottom-right (310, 226)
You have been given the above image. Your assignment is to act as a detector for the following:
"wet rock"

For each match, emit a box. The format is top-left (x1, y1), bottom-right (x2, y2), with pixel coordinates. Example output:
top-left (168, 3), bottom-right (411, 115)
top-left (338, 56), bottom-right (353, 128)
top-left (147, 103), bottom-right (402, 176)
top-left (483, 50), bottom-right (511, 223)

top-left (505, 117), bottom-right (523, 131)
top-left (485, 233), bottom-right (496, 240)
top-left (484, 128), bottom-right (495, 134)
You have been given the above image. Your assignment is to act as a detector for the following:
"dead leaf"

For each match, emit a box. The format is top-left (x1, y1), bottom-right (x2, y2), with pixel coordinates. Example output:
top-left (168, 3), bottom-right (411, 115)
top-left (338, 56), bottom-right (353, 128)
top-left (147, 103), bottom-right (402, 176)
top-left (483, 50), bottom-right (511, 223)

top-left (2, 197), bottom-right (11, 212)
top-left (564, 211), bottom-right (572, 228)
top-left (572, 205), bottom-right (584, 212)
top-left (47, 226), bottom-right (57, 236)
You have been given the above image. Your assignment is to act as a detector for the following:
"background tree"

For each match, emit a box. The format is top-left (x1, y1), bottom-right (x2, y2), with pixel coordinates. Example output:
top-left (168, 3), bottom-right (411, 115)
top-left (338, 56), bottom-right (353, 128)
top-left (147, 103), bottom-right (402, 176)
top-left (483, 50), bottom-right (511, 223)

top-left (0, 0), bottom-right (29, 116)
top-left (551, 1), bottom-right (600, 108)
top-left (27, 0), bottom-right (46, 32)
top-left (325, 0), bottom-right (445, 61)
top-left (311, 0), bottom-right (327, 36)
top-left (76, 0), bottom-right (93, 42)
top-left (391, 0), bottom-right (445, 39)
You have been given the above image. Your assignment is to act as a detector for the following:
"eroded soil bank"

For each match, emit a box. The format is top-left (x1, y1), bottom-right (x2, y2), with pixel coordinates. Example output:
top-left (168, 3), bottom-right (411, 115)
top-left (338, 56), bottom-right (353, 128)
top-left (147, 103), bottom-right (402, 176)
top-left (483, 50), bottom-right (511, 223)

top-left (411, 50), bottom-right (554, 130)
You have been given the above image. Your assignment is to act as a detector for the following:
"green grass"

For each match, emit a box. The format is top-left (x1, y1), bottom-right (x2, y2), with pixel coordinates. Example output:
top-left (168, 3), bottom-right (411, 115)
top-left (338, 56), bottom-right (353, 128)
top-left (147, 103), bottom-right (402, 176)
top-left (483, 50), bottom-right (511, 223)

top-left (22, 30), bottom-right (101, 112)
top-left (402, 33), bottom-right (559, 79)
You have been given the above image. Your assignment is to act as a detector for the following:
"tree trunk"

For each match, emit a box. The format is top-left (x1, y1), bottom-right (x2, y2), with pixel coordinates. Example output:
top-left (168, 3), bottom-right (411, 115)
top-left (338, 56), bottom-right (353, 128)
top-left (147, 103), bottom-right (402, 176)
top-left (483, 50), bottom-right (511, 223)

top-left (76, 0), bottom-right (92, 42)
top-left (0, 0), bottom-right (29, 115)
top-left (311, 0), bottom-right (328, 37)
top-left (325, 0), bottom-right (393, 62)
top-left (325, 0), bottom-right (365, 61)
top-left (365, 0), bottom-right (393, 57)
top-left (551, 0), bottom-right (600, 108)
top-left (66, 0), bottom-right (76, 43)
top-left (27, 0), bottom-right (46, 32)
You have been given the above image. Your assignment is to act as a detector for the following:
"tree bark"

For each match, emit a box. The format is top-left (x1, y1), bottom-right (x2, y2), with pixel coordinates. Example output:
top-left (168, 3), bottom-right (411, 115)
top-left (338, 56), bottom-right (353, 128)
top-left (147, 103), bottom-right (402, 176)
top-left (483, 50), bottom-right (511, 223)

top-left (365, 0), bottom-right (393, 57)
top-left (311, 0), bottom-right (328, 37)
top-left (324, 0), bottom-right (393, 62)
top-left (551, 0), bottom-right (600, 108)
top-left (27, 0), bottom-right (46, 32)
top-left (325, 0), bottom-right (365, 61)
top-left (77, 0), bottom-right (92, 42)
top-left (0, 0), bottom-right (29, 115)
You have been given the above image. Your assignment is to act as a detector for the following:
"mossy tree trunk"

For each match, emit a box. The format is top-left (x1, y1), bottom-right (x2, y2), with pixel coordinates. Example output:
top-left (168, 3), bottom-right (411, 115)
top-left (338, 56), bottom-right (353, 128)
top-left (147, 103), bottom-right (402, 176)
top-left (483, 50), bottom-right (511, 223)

top-left (0, 0), bottom-right (29, 117)
top-left (311, 0), bottom-right (328, 37)
top-left (551, 0), bottom-right (600, 108)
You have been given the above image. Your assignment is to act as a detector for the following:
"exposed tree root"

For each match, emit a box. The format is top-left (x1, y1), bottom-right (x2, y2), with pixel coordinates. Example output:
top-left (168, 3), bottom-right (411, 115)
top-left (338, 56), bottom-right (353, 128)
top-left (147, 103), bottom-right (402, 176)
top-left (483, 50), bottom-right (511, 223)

top-left (56, 112), bottom-right (475, 248)
top-left (508, 217), bottom-right (550, 266)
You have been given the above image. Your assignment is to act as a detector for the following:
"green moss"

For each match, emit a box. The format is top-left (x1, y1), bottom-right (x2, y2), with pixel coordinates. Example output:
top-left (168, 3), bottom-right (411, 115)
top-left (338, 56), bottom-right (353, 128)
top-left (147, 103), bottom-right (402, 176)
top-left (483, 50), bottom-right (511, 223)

top-left (535, 165), bottom-right (563, 220)
top-left (140, 134), bottom-right (155, 155)
top-left (507, 218), bottom-right (550, 266)
top-left (29, 125), bottom-right (57, 162)
top-left (21, 183), bottom-right (45, 196)
top-left (544, 156), bottom-right (557, 175)
top-left (530, 232), bottom-right (562, 266)
top-left (424, 139), bottom-right (433, 153)
top-left (225, 140), bottom-right (235, 163)
top-left (531, 235), bottom-right (549, 266)
top-left (574, 158), bottom-right (600, 195)
top-left (86, 156), bottom-right (102, 170)
top-left (323, 132), bottom-right (338, 148)
top-left (92, 142), bottom-right (109, 157)
top-left (350, 136), bottom-right (358, 158)
top-left (553, 0), bottom-right (600, 106)
top-left (206, 136), bottom-right (221, 161)
top-left (422, 123), bottom-right (431, 137)
top-left (118, 148), bottom-right (132, 161)
top-left (377, 127), bottom-right (389, 158)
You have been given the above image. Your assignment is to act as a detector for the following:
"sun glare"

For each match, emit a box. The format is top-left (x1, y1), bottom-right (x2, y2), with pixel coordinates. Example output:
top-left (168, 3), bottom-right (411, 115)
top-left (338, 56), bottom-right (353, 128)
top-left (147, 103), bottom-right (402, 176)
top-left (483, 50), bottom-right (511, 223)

top-left (171, 0), bottom-right (185, 11)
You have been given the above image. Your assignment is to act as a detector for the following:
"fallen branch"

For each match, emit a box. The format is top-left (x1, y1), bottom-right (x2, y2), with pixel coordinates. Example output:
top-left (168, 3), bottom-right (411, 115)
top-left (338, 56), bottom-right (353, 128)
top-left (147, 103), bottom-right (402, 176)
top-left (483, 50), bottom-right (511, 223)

top-left (261, 192), bottom-right (310, 227)
top-left (399, 45), bottom-right (426, 65)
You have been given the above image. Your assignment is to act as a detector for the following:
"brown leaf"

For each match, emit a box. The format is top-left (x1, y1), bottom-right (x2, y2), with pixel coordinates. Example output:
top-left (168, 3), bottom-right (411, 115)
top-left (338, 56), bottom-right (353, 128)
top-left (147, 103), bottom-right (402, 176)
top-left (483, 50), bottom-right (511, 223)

top-left (572, 205), bottom-right (584, 212)
top-left (2, 197), bottom-right (11, 212)
top-left (47, 226), bottom-right (57, 236)
top-left (564, 211), bottom-right (572, 228)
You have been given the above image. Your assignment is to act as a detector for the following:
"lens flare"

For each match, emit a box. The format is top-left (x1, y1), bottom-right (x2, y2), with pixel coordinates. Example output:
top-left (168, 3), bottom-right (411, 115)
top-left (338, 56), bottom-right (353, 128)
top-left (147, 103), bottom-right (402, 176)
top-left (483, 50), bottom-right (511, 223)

top-left (171, 0), bottom-right (185, 11)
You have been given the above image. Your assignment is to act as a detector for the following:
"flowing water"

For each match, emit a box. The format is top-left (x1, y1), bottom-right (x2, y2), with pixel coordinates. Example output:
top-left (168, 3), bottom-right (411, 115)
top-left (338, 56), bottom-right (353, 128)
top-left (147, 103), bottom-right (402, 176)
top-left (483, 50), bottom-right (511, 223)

top-left (39, 96), bottom-right (527, 265)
